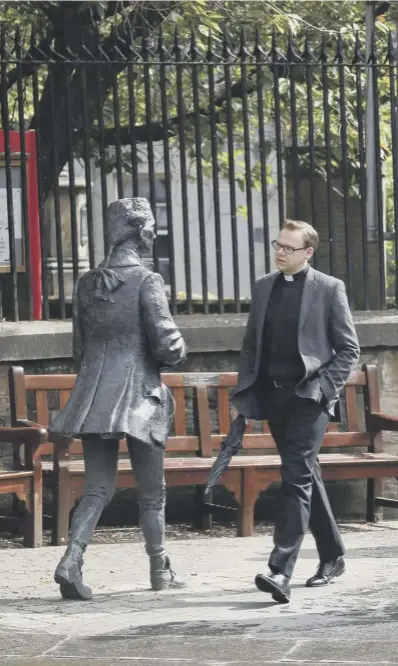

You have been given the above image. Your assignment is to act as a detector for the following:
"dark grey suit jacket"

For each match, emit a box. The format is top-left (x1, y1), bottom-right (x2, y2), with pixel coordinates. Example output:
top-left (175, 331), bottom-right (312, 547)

top-left (232, 266), bottom-right (360, 420)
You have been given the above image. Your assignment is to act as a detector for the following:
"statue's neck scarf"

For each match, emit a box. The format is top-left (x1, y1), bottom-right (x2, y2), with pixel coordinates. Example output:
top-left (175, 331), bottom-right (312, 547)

top-left (88, 241), bottom-right (142, 303)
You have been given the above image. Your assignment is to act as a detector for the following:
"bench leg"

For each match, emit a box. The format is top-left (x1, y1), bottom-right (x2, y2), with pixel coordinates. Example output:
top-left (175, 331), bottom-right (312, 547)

top-left (12, 494), bottom-right (24, 518)
top-left (236, 470), bottom-right (262, 538)
top-left (51, 464), bottom-right (71, 546)
top-left (23, 477), bottom-right (43, 548)
top-left (237, 505), bottom-right (254, 537)
top-left (194, 485), bottom-right (212, 530)
top-left (366, 478), bottom-right (383, 523)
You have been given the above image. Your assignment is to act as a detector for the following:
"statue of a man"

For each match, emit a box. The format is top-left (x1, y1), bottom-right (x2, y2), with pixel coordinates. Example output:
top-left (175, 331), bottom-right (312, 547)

top-left (51, 197), bottom-right (187, 600)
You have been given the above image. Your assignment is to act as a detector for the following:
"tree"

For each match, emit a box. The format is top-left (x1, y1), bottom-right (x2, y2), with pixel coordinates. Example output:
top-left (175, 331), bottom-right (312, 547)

top-left (1, 1), bottom-right (177, 199)
top-left (0, 0), bottom-right (395, 204)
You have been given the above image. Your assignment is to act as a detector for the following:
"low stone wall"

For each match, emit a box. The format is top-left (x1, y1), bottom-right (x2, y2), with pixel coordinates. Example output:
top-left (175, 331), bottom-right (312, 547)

top-left (0, 311), bottom-right (398, 523)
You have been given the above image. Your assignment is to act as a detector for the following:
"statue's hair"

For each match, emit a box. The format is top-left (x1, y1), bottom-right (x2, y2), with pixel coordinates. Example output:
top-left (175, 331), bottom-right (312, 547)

top-left (107, 197), bottom-right (152, 229)
top-left (101, 197), bottom-right (154, 271)
top-left (90, 197), bottom-right (154, 301)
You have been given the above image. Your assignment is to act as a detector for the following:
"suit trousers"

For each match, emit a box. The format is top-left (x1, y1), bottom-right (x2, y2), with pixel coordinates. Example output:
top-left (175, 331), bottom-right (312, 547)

top-left (71, 436), bottom-right (166, 559)
top-left (267, 385), bottom-right (345, 578)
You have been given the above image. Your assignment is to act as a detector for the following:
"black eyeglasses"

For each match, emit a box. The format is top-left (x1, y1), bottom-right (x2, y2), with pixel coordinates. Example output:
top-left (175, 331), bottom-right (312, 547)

top-left (271, 240), bottom-right (307, 255)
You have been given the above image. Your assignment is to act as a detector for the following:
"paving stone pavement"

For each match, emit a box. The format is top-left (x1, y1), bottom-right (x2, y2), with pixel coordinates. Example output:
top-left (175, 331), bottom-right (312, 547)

top-left (0, 522), bottom-right (398, 664)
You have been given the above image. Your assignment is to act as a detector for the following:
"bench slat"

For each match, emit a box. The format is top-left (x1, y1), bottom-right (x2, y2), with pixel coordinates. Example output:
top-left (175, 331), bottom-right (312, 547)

top-left (196, 387), bottom-right (212, 457)
top-left (36, 391), bottom-right (49, 428)
top-left (346, 385), bottom-right (359, 431)
top-left (48, 451), bottom-right (398, 476)
top-left (0, 470), bottom-right (34, 479)
top-left (162, 370), bottom-right (367, 388)
top-left (25, 374), bottom-right (76, 390)
top-left (173, 387), bottom-right (187, 436)
top-left (59, 390), bottom-right (71, 410)
top-left (161, 373), bottom-right (186, 388)
top-left (217, 387), bottom-right (230, 434)
top-left (22, 369), bottom-right (367, 392)
top-left (48, 435), bottom-right (201, 456)
top-left (44, 431), bottom-right (370, 458)
top-left (211, 432), bottom-right (371, 449)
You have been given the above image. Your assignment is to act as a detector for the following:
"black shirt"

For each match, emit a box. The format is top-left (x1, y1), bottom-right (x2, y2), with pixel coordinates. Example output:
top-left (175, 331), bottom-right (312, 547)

top-left (261, 268), bottom-right (307, 380)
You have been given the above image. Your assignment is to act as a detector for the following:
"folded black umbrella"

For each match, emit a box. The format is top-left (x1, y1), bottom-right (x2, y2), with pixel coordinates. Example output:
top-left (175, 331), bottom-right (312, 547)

top-left (203, 413), bottom-right (247, 511)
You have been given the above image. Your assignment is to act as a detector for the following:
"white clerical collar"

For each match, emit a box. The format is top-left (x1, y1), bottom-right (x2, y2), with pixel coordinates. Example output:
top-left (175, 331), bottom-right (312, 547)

top-left (281, 266), bottom-right (309, 282)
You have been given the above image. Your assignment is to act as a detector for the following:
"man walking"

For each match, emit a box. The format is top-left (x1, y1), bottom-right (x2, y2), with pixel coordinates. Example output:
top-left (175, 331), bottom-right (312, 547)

top-left (232, 220), bottom-right (360, 603)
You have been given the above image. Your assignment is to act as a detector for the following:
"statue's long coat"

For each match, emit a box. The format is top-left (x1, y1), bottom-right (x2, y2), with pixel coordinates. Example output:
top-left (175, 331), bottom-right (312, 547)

top-left (51, 250), bottom-right (186, 446)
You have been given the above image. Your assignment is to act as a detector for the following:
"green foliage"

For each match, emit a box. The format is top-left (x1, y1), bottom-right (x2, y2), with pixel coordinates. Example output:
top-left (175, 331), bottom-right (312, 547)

top-left (1, 0), bottom-right (397, 227)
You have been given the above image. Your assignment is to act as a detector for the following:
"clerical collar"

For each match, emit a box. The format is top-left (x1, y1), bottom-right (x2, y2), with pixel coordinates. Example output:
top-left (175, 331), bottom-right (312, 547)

top-left (281, 267), bottom-right (308, 282)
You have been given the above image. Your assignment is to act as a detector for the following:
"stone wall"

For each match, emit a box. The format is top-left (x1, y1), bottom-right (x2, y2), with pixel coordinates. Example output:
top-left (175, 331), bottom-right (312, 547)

top-left (1, 312), bottom-right (398, 524)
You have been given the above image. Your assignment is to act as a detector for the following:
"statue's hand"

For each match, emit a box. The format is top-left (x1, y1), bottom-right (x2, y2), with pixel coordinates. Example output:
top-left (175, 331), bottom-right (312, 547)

top-left (230, 405), bottom-right (240, 421)
top-left (230, 405), bottom-right (248, 425)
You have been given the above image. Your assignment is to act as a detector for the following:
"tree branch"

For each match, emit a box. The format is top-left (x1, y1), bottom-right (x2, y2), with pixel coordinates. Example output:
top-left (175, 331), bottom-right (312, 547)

top-left (28, 1), bottom-right (179, 201)
top-left (36, 2), bottom-right (59, 22)
top-left (99, 1), bottom-right (177, 58)
top-left (5, 2), bottom-right (176, 94)
top-left (97, 71), bottom-right (258, 145)
top-left (4, 34), bottom-right (53, 90)
top-left (100, 109), bottom-right (224, 145)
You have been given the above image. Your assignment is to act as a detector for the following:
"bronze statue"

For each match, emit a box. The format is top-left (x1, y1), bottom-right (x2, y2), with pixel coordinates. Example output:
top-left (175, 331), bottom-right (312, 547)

top-left (51, 198), bottom-right (187, 600)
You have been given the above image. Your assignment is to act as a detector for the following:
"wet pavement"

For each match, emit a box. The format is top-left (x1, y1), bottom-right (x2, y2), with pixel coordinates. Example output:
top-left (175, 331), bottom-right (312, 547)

top-left (0, 522), bottom-right (397, 664)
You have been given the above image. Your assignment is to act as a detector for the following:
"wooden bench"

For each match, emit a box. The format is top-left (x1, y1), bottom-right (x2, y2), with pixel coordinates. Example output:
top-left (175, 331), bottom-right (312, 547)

top-left (9, 364), bottom-right (398, 545)
top-left (0, 425), bottom-right (47, 547)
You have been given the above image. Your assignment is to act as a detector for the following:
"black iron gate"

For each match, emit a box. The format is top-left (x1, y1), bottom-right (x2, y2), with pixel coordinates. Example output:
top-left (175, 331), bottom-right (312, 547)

top-left (0, 25), bottom-right (396, 319)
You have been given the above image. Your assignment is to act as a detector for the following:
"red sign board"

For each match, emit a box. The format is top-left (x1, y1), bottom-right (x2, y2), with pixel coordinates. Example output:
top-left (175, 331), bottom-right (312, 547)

top-left (0, 130), bottom-right (42, 319)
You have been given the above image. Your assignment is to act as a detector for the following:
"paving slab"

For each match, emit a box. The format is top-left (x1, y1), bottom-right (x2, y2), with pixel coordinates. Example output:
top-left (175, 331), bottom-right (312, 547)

top-left (53, 636), bottom-right (297, 661)
top-left (0, 523), bottom-right (397, 664)
top-left (0, 662), bottom-right (328, 666)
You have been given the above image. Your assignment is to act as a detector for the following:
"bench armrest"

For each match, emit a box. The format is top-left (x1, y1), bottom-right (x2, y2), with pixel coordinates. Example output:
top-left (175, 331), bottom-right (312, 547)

top-left (16, 418), bottom-right (71, 450)
top-left (15, 418), bottom-right (45, 431)
top-left (368, 412), bottom-right (398, 431)
top-left (0, 426), bottom-right (47, 472)
top-left (0, 426), bottom-right (48, 447)
top-left (16, 417), bottom-right (72, 471)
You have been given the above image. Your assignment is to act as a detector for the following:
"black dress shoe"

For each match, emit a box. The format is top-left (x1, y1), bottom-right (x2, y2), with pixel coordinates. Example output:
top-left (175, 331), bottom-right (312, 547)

top-left (255, 571), bottom-right (291, 603)
top-left (306, 556), bottom-right (345, 587)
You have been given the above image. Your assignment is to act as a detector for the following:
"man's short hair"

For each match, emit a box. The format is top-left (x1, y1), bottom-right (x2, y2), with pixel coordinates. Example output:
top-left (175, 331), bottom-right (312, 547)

top-left (283, 219), bottom-right (319, 251)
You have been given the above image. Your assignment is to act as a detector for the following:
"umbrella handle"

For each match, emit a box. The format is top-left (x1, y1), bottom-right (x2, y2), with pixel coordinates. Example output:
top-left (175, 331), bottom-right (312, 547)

top-left (203, 486), bottom-right (238, 512)
top-left (203, 501), bottom-right (238, 512)
top-left (205, 502), bottom-right (238, 511)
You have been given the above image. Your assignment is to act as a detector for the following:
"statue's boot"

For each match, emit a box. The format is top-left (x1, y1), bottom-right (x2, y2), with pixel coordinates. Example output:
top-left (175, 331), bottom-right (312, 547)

top-left (140, 506), bottom-right (186, 591)
top-left (150, 554), bottom-right (187, 591)
top-left (54, 496), bottom-right (104, 601)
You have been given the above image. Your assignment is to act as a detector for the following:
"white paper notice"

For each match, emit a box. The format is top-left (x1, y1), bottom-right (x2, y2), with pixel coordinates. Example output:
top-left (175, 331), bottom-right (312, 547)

top-left (0, 188), bottom-right (22, 265)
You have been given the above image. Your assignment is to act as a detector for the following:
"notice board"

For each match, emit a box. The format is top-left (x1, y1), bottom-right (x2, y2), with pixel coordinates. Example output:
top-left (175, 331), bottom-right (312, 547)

top-left (0, 131), bottom-right (42, 318)
top-left (0, 158), bottom-right (24, 271)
